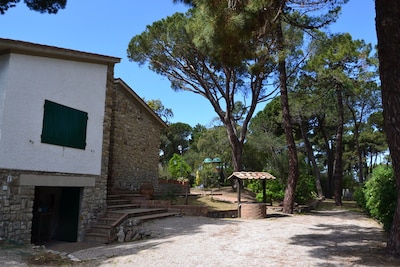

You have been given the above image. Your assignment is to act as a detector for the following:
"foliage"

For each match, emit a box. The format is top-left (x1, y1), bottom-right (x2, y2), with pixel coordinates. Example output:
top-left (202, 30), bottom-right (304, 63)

top-left (168, 153), bottom-right (192, 178)
top-left (160, 122), bottom-right (192, 164)
top-left (294, 173), bottom-right (316, 204)
top-left (127, 8), bottom-right (276, 171)
top-left (199, 161), bottom-right (220, 188)
top-left (0, 0), bottom-right (66, 14)
top-left (353, 186), bottom-right (366, 210)
top-left (160, 185), bottom-right (178, 203)
top-left (363, 165), bottom-right (397, 232)
top-left (146, 99), bottom-right (173, 124)
top-left (246, 179), bottom-right (285, 204)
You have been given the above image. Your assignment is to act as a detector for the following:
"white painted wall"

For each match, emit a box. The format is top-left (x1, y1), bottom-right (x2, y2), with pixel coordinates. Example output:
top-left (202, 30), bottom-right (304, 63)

top-left (0, 54), bottom-right (10, 143)
top-left (0, 53), bottom-right (107, 175)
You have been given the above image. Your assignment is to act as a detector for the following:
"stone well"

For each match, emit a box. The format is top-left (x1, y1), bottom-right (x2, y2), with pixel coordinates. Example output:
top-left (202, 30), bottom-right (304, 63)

top-left (240, 203), bottom-right (267, 219)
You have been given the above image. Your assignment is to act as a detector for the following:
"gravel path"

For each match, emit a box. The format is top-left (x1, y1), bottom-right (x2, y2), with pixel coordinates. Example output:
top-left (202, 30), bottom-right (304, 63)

top-left (71, 209), bottom-right (399, 267)
top-left (2, 205), bottom-right (400, 266)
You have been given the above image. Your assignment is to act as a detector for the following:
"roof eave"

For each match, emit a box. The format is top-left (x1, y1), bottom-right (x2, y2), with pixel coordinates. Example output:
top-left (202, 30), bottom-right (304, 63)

top-left (0, 38), bottom-right (121, 65)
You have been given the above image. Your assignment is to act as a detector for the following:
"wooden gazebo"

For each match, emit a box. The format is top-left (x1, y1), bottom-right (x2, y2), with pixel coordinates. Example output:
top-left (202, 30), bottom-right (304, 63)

top-left (227, 171), bottom-right (276, 218)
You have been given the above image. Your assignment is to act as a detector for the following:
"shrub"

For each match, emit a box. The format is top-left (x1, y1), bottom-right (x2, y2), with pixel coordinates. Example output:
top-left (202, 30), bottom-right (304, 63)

top-left (253, 179), bottom-right (285, 204)
top-left (294, 174), bottom-right (316, 204)
top-left (364, 165), bottom-right (397, 232)
top-left (353, 186), bottom-right (366, 209)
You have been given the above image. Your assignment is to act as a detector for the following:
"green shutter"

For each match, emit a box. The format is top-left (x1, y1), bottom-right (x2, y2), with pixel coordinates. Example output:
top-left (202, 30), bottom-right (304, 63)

top-left (41, 100), bottom-right (88, 149)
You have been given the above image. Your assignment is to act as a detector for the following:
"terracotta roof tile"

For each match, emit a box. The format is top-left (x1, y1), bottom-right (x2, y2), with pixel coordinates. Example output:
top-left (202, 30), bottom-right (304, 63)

top-left (227, 171), bottom-right (276, 180)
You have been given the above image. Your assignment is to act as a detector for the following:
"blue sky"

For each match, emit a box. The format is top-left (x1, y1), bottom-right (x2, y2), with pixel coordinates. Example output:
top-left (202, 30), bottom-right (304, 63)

top-left (0, 0), bottom-right (377, 127)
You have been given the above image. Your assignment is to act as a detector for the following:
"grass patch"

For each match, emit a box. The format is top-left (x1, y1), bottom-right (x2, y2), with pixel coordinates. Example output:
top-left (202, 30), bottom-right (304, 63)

top-left (173, 194), bottom-right (237, 211)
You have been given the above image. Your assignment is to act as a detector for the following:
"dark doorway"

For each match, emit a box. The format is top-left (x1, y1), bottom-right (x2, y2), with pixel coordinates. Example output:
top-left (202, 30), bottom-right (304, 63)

top-left (32, 186), bottom-right (81, 244)
top-left (57, 187), bottom-right (81, 241)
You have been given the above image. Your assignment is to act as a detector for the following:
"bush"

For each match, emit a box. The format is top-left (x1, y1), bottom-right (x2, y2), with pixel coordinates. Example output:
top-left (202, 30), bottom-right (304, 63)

top-left (295, 174), bottom-right (316, 204)
top-left (252, 179), bottom-right (285, 204)
top-left (353, 186), bottom-right (366, 209)
top-left (363, 165), bottom-right (397, 232)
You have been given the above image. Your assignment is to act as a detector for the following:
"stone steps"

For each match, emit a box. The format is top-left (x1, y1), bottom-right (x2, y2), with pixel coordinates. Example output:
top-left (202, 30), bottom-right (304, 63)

top-left (85, 193), bottom-right (177, 244)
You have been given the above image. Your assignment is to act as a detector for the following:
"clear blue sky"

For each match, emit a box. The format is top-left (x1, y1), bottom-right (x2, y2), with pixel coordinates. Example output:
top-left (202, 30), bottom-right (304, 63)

top-left (0, 0), bottom-right (377, 127)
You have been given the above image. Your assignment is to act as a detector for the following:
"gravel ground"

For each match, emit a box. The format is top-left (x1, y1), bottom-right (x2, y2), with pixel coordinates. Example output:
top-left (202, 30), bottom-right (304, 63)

top-left (2, 205), bottom-right (400, 266)
top-left (73, 210), bottom-right (399, 267)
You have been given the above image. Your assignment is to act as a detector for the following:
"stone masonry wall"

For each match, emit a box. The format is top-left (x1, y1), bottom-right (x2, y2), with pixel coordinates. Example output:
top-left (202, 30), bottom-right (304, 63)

top-left (108, 82), bottom-right (164, 193)
top-left (0, 169), bottom-right (104, 244)
top-left (0, 170), bottom-right (33, 244)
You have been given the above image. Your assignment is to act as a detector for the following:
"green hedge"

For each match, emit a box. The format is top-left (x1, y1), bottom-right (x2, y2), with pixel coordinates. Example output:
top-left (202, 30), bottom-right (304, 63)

top-left (355, 165), bottom-right (397, 232)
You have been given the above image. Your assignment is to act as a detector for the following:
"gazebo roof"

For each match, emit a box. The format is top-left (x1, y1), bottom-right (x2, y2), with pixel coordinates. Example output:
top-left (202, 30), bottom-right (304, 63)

top-left (227, 171), bottom-right (276, 180)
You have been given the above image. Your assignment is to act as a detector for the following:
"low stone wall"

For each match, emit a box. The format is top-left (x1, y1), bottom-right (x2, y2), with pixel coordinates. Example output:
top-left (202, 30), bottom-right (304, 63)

top-left (170, 205), bottom-right (208, 216)
top-left (208, 209), bottom-right (238, 218)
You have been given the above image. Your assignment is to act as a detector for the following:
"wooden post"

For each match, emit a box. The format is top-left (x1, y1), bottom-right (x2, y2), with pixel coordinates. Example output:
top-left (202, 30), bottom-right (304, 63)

top-left (262, 179), bottom-right (267, 203)
top-left (236, 178), bottom-right (241, 218)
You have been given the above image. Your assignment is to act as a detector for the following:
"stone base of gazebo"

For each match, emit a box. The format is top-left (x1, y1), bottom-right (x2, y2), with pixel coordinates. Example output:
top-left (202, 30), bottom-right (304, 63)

top-left (227, 172), bottom-right (276, 218)
top-left (240, 203), bottom-right (267, 219)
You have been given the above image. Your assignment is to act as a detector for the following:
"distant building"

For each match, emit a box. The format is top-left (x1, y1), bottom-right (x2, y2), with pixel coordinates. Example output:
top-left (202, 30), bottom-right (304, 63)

top-left (0, 38), bottom-right (166, 243)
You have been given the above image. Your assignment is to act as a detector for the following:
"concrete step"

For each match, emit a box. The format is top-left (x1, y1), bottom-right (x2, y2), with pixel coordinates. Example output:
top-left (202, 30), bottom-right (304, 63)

top-left (86, 212), bottom-right (178, 244)
top-left (109, 207), bottom-right (168, 216)
top-left (131, 212), bottom-right (178, 224)
top-left (87, 224), bottom-right (114, 235)
top-left (85, 232), bottom-right (112, 244)
top-left (86, 193), bottom-right (177, 244)
top-left (107, 199), bottom-right (131, 205)
top-left (106, 203), bottom-right (140, 211)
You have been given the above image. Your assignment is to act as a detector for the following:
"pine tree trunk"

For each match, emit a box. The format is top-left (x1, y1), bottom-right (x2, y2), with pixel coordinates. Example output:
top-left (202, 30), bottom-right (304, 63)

top-left (376, 0), bottom-right (400, 257)
top-left (225, 124), bottom-right (243, 172)
top-left (317, 115), bottom-right (334, 198)
top-left (275, 16), bottom-right (299, 214)
top-left (300, 119), bottom-right (324, 198)
top-left (333, 86), bottom-right (344, 206)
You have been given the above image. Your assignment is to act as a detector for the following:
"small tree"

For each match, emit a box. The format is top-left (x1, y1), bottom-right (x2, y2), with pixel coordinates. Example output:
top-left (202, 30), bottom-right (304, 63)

top-left (200, 162), bottom-right (219, 189)
top-left (168, 153), bottom-right (191, 179)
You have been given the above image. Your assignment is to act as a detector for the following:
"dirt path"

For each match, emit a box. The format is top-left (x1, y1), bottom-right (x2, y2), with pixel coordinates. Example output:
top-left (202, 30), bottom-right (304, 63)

top-left (2, 201), bottom-right (400, 266)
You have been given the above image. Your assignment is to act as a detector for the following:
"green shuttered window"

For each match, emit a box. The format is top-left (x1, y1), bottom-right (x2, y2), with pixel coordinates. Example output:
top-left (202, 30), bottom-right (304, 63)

top-left (41, 100), bottom-right (88, 149)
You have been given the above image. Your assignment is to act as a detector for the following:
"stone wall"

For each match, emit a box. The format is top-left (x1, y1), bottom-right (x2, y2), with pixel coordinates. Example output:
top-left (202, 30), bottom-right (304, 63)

top-left (0, 170), bottom-right (33, 243)
top-left (108, 81), bottom-right (165, 193)
top-left (0, 169), bottom-right (105, 244)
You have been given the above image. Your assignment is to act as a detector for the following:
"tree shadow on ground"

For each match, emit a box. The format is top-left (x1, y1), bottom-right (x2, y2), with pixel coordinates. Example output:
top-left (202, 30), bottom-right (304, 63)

top-left (289, 214), bottom-right (400, 266)
top-left (267, 213), bottom-right (290, 219)
top-left (70, 216), bottom-right (240, 263)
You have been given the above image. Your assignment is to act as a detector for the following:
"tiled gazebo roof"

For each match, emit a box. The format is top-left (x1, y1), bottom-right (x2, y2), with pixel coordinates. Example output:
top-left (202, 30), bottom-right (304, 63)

top-left (227, 171), bottom-right (276, 180)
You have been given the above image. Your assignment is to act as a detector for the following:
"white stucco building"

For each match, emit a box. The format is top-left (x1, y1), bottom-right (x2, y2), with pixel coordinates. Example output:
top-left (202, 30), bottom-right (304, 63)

top-left (0, 38), bottom-right (167, 244)
top-left (0, 38), bottom-right (120, 243)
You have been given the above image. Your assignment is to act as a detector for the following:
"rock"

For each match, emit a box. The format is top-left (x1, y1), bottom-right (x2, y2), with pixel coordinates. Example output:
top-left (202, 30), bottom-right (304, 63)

top-left (117, 226), bottom-right (125, 243)
top-left (125, 229), bottom-right (133, 242)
